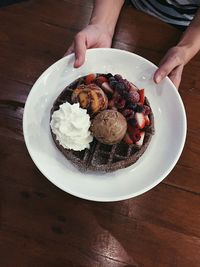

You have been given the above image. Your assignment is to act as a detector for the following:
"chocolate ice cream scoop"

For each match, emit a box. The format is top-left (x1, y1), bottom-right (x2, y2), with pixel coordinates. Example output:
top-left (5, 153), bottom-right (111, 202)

top-left (90, 110), bottom-right (127, 145)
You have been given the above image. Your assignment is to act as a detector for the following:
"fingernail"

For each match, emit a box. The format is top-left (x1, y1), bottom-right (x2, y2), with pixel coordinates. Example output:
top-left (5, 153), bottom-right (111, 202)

top-left (74, 59), bottom-right (80, 68)
top-left (155, 75), bottom-right (162, 83)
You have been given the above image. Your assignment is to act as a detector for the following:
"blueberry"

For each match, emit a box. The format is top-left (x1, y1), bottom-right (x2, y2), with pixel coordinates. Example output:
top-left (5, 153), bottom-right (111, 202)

top-left (106, 73), bottom-right (113, 79)
top-left (95, 79), bottom-right (101, 87)
top-left (129, 90), bottom-right (140, 102)
top-left (122, 79), bottom-right (131, 90)
top-left (136, 104), bottom-right (144, 113)
top-left (122, 91), bottom-right (129, 99)
top-left (114, 74), bottom-right (122, 81)
top-left (116, 82), bottom-right (126, 92)
top-left (127, 103), bottom-right (137, 111)
top-left (129, 118), bottom-right (137, 127)
top-left (110, 80), bottom-right (118, 89)
top-left (109, 77), bottom-right (115, 83)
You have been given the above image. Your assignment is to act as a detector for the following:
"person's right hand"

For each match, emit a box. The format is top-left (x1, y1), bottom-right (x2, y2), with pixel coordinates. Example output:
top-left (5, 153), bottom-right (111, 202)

top-left (65, 24), bottom-right (113, 68)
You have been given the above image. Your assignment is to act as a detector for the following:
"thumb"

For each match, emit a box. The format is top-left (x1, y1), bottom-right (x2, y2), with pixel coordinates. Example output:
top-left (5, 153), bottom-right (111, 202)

top-left (74, 33), bottom-right (87, 68)
top-left (154, 57), bottom-right (178, 84)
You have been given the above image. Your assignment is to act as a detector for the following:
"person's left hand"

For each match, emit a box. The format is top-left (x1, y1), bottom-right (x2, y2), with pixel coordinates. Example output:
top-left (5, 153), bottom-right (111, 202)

top-left (154, 46), bottom-right (187, 89)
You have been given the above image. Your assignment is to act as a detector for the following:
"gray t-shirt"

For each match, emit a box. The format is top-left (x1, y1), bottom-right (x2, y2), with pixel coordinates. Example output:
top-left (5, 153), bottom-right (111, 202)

top-left (131, 0), bottom-right (200, 26)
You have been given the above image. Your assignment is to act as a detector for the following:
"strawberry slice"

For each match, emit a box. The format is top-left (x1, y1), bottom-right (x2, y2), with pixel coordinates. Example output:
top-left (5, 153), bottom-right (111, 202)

top-left (123, 132), bottom-right (133, 145)
top-left (127, 124), bottom-right (141, 143)
top-left (135, 112), bottom-right (145, 129)
top-left (122, 109), bottom-right (134, 119)
top-left (96, 76), bottom-right (108, 85)
top-left (139, 88), bottom-right (145, 104)
top-left (101, 82), bottom-right (114, 94)
top-left (145, 115), bottom-right (151, 126)
top-left (85, 73), bottom-right (96, 84)
top-left (136, 132), bottom-right (145, 146)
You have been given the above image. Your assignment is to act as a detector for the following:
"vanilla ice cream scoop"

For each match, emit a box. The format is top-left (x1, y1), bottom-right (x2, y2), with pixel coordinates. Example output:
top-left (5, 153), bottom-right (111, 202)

top-left (90, 110), bottom-right (127, 145)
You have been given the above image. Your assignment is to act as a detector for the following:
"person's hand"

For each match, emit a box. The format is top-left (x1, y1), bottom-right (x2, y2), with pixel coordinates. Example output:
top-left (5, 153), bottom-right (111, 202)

top-left (65, 24), bottom-right (113, 68)
top-left (154, 46), bottom-right (187, 89)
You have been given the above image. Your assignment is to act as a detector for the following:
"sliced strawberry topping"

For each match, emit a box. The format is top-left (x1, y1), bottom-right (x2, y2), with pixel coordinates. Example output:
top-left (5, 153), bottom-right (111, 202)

top-left (136, 132), bottom-right (145, 146)
top-left (127, 124), bottom-right (141, 143)
top-left (135, 112), bottom-right (145, 129)
top-left (145, 115), bottom-right (151, 126)
top-left (85, 74), bottom-right (96, 84)
top-left (139, 88), bottom-right (145, 104)
top-left (123, 132), bottom-right (133, 145)
top-left (96, 76), bottom-right (108, 85)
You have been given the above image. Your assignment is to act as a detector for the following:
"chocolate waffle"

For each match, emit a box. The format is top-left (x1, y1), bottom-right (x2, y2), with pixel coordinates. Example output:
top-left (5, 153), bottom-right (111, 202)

top-left (50, 75), bottom-right (155, 172)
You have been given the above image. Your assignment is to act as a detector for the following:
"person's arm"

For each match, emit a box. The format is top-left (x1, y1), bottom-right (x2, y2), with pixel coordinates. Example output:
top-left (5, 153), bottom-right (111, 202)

top-left (66, 0), bottom-right (125, 67)
top-left (154, 8), bottom-right (200, 88)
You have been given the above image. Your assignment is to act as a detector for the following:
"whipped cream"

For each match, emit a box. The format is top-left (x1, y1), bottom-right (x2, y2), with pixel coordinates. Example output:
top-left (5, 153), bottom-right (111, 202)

top-left (50, 102), bottom-right (93, 151)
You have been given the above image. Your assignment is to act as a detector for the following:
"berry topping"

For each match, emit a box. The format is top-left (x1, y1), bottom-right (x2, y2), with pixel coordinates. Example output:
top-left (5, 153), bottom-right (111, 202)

top-left (136, 132), bottom-right (145, 146)
top-left (143, 105), bottom-right (151, 115)
top-left (135, 112), bottom-right (146, 129)
top-left (136, 104), bottom-right (144, 113)
top-left (145, 115), bottom-right (151, 126)
top-left (139, 88), bottom-right (145, 104)
top-left (85, 73), bottom-right (96, 85)
top-left (127, 103), bottom-right (137, 111)
top-left (122, 91), bottom-right (129, 100)
top-left (116, 99), bottom-right (126, 109)
top-left (127, 124), bottom-right (141, 143)
top-left (122, 109), bottom-right (134, 119)
top-left (121, 109), bottom-right (135, 120)
top-left (110, 80), bottom-right (118, 89)
top-left (109, 76), bottom-right (115, 82)
top-left (121, 79), bottom-right (132, 90)
top-left (123, 132), bottom-right (133, 145)
top-left (129, 90), bottom-right (140, 103)
top-left (115, 82), bottom-right (126, 93)
top-left (95, 76), bottom-right (108, 86)
top-left (106, 73), bottom-right (113, 79)
top-left (134, 133), bottom-right (141, 142)
top-left (128, 118), bottom-right (137, 128)
top-left (114, 74), bottom-right (122, 81)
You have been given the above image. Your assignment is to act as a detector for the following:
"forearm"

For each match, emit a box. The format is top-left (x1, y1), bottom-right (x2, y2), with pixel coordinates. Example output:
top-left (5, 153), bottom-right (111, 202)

top-left (90, 0), bottom-right (125, 36)
top-left (177, 8), bottom-right (200, 63)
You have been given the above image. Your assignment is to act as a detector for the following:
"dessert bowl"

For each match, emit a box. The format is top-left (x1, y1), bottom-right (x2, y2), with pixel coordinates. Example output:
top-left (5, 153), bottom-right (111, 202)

top-left (23, 48), bottom-right (187, 202)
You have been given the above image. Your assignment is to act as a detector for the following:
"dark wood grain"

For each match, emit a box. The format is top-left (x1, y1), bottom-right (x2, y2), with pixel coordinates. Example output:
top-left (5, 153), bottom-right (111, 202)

top-left (0, 1), bottom-right (200, 267)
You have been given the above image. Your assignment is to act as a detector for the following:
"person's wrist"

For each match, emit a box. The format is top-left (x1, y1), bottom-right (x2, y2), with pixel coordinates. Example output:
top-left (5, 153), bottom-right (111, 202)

top-left (172, 44), bottom-right (190, 65)
top-left (176, 40), bottom-right (200, 64)
top-left (89, 19), bottom-right (115, 38)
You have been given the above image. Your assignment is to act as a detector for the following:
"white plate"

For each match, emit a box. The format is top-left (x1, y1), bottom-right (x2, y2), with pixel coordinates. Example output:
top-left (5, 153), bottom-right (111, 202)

top-left (23, 48), bottom-right (187, 202)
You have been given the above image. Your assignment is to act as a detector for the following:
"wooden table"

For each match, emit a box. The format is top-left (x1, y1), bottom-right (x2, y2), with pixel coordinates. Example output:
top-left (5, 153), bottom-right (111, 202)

top-left (0, 1), bottom-right (200, 266)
